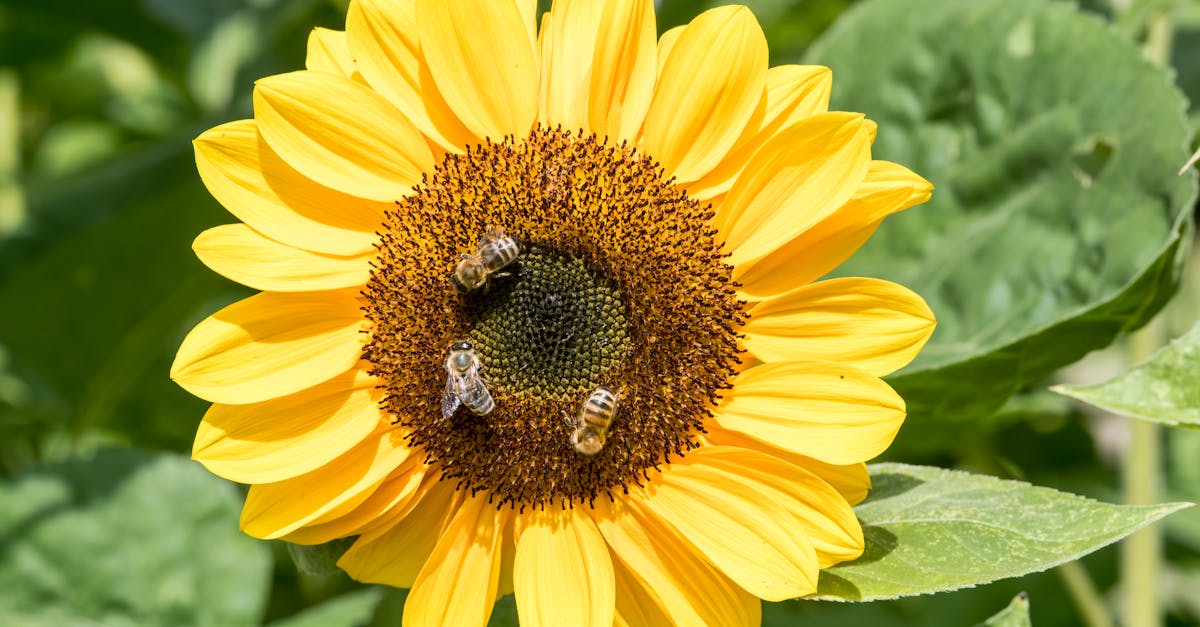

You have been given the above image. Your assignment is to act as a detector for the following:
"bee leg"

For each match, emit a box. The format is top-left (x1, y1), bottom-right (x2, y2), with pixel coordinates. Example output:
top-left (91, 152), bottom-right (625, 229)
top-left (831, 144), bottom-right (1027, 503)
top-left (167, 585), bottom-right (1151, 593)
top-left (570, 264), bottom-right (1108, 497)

top-left (561, 410), bottom-right (576, 428)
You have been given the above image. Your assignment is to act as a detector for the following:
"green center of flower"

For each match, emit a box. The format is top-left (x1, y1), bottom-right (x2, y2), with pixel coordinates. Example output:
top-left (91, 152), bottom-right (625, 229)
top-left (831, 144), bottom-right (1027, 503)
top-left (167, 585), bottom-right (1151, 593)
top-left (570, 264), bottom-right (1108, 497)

top-left (467, 246), bottom-right (631, 400)
top-left (362, 126), bottom-right (745, 509)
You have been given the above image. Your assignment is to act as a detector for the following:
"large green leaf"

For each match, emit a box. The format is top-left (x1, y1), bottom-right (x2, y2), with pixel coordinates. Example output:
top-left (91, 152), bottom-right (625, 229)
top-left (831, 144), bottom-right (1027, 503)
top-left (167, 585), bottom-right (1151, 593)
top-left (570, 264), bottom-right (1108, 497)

top-left (806, 0), bottom-right (1196, 444)
top-left (0, 448), bottom-right (272, 625)
top-left (814, 464), bottom-right (1189, 601)
top-left (1054, 323), bottom-right (1200, 428)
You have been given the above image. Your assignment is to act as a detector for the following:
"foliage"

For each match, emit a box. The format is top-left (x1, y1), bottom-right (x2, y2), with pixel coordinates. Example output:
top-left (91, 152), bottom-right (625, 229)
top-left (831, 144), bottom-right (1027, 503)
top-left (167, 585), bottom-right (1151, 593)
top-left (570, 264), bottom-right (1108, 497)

top-left (1055, 323), bottom-right (1200, 428)
top-left (814, 464), bottom-right (1188, 601)
top-left (806, 0), bottom-right (1196, 451)
top-left (978, 594), bottom-right (1032, 627)
top-left (0, 449), bottom-right (271, 626)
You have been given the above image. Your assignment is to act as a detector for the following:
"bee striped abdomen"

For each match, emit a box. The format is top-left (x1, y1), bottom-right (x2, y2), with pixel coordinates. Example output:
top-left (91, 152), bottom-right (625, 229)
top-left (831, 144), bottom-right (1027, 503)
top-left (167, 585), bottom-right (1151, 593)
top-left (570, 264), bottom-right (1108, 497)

top-left (452, 227), bottom-right (521, 293)
top-left (442, 339), bottom-right (494, 418)
top-left (479, 237), bottom-right (519, 273)
top-left (457, 378), bottom-right (495, 416)
top-left (580, 388), bottom-right (616, 429)
top-left (572, 385), bottom-right (617, 455)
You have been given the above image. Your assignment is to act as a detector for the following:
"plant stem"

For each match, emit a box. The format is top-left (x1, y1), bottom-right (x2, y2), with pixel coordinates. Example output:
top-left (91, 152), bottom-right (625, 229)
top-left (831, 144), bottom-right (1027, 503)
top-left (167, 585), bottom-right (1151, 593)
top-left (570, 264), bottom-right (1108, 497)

top-left (1057, 560), bottom-right (1115, 627)
top-left (1122, 320), bottom-right (1164, 627)
top-left (1119, 6), bottom-right (1173, 626)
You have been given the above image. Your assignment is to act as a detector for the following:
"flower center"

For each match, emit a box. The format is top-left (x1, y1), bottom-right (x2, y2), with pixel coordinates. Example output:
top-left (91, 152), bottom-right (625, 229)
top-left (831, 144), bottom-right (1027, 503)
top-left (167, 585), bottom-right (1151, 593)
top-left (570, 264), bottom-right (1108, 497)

top-left (468, 246), bottom-right (631, 400)
top-left (362, 126), bottom-right (745, 509)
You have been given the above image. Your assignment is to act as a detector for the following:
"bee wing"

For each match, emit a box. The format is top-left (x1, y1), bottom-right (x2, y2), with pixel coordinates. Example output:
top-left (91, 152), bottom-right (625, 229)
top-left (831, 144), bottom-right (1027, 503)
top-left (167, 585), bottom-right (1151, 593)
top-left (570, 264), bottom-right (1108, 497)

top-left (441, 376), bottom-right (462, 419)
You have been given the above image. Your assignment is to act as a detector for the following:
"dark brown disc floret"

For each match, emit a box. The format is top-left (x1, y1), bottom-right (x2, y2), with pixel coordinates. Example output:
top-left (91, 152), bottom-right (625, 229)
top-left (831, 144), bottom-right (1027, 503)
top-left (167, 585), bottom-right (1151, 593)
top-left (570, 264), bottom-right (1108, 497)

top-left (362, 126), bottom-right (746, 509)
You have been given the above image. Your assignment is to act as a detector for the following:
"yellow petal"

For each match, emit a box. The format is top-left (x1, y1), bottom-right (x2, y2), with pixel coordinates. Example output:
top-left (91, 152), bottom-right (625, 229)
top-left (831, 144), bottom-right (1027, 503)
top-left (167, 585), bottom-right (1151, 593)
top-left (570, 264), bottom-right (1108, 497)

top-left (762, 65), bottom-right (832, 129)
top-left (703, 423), bottom-right (871, 506)
top-left (635, 453), bottom-right (820, 601)
top-left (254, 70), bottom-right (433, 202)
top-left (404, 495), bottom-right (509, 627)
top-left (338, 475), bottom-right (464, 587)
top-left (193, 223), bottom-right (373, 292)
top-left (346, 0), bottom-right (475, 151)
top-left (514, 503), bottom-right (615, 627)
top-left (592, 497), bottom-right (760, 625)
top-left (612, 557), bottom-right (675, 627)
top-left (239, 428), bottom-right (411, 538)
top-left (721, 112), bottom-right (871, 268)
top-left (170, 290), bottom-right (366, 404)
top-left (306, 28), bottom-right (355, 76)
top-left (416, 0), bottom-right (537, 139)
top-left (193, 120), bottom-right (383, 256)
top-left (641, 6), bottom-right (767, 183)
top-left (688, 65), bottom-right (832, 200)
top-left (679, 446), bottom-right (863, 568)
top-left (716, 360), bottom-right (905, 465)
top-left (535, 0), bottom-right (656, 140)
top-left (587, 0), bottom-right (656, 142)
top-left (284, 457), bottom-right (426, 545)
top-left (193, 369), bottom-right (382, 484)
top-left (744, 277), bottom-right (936, 376)
top-left (736, 160), bottom-right (933, 298)
top-left (539, 0), bottom-right (604, 130)
top-left (497, 515), bottom-right (518, 597)
top-left (512, 0), bottom-right (538, 43)
top-left (655, 26), bottom-right (683, 79)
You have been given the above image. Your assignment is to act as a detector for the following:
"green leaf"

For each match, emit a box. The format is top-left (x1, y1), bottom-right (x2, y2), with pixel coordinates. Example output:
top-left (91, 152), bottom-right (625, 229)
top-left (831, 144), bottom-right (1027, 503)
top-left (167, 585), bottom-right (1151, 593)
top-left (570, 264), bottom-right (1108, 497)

top-left (266, 589), bottom-right (383, 627)
top-left (806, 0), bottom-right (1197, 444)
top-left (1054, 323), bottom-right (1200, 428)
top-left (977, 593), bottom-right (1032, 627)
top-left (0, 448), bottom-right (271, 625)
top-left (287, 538), bottom-right (357, 577)
top-left (814, 463), bottom-right (1190, 601)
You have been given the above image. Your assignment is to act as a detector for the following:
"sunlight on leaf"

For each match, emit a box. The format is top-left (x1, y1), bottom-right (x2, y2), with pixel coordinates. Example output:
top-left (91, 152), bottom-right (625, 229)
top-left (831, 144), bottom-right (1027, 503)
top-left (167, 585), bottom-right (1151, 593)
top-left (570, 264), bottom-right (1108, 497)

top-left (813, 464), bottom-right (1191, 601)
top-left (807, 0), bottom-right (1197, 446)
top-left (1054, 323), bottom-right (1200, 428)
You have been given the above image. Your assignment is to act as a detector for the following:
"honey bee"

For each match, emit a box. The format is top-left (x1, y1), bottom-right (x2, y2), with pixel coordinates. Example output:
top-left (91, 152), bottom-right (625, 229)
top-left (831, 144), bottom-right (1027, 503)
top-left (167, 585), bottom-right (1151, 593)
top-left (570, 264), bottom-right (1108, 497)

top-left (442, 339), bottom-right (495, 419)
top-left (451, 226), bottom-right (521, 293)
top-left (570, 385), bottom-right (618, 455)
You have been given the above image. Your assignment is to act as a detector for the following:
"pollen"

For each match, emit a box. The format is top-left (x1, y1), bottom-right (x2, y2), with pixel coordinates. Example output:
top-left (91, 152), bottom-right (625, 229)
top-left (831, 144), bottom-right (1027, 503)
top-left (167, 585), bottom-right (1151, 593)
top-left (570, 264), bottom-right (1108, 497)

top-left (362, 126), bottom-right (746, 509)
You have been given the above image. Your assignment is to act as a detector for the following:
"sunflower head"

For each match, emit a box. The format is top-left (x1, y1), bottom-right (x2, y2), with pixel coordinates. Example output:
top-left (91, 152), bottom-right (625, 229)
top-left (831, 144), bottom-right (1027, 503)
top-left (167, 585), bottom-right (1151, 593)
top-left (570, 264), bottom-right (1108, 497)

top-left (175, 1), bottom-right (936, 624)
top-left (363, 127), bottom-right (746, 509)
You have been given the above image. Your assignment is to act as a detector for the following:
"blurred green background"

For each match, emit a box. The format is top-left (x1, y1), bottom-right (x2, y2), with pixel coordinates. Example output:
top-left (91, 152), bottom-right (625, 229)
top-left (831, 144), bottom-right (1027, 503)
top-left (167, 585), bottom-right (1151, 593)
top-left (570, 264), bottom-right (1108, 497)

top-left (1, 0), bottom-right (1199, 625)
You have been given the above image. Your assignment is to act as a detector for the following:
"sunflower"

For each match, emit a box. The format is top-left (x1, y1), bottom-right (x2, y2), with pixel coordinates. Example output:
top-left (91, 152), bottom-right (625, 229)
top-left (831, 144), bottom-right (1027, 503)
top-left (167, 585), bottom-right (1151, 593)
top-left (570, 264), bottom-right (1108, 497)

top-left (172, 0), bottom-right (935, 624)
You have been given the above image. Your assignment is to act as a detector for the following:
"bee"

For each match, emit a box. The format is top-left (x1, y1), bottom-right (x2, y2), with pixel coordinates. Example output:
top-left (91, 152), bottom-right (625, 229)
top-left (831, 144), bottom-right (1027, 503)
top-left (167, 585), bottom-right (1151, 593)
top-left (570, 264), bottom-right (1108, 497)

top-left (451, 226), bottom-right (521, 293)
top-left (442, 339), bottom-right (495, 419)
top-left (570, 385), bottom-right (619, 455)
